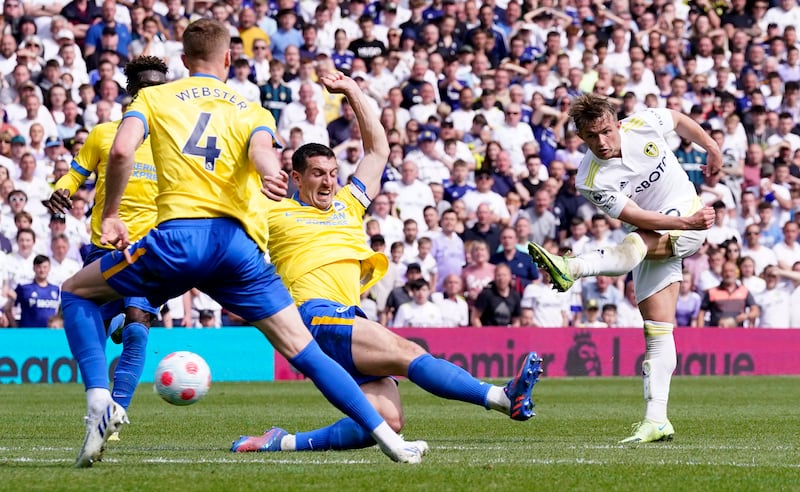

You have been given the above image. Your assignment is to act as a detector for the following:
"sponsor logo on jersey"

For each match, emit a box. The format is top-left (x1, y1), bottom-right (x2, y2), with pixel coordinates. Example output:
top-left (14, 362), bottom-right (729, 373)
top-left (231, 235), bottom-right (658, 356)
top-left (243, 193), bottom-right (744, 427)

top-left (634, 156), bottom-right (668, 193)
top-left (643, 142), bottom-right (659, 157)
top-left (619, 181), bottom-right (628, 190)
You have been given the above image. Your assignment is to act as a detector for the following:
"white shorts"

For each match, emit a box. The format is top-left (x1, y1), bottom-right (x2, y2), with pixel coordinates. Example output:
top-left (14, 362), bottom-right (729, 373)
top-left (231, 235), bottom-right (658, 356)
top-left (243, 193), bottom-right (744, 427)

top-left (633, 229), bottom-right (707, 302)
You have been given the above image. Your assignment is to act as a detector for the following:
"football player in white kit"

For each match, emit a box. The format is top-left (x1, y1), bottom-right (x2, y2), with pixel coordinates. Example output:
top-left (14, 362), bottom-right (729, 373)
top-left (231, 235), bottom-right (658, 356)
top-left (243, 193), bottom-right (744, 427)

top-left (528, 93), bottom-right (721, 443)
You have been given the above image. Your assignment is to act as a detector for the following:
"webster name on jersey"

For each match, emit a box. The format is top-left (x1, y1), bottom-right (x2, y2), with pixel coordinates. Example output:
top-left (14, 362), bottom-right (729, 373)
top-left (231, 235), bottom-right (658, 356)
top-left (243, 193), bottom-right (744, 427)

top-left (174, 86), bottom-right (249, 110)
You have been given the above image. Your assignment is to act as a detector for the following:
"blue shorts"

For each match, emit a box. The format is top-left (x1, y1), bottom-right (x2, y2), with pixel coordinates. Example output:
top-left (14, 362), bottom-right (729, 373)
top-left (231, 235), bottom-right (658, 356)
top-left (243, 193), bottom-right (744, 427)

top-left (85, 244), bottom-right (159, 319)
top-left (299, 298), bottom-right (381, 386)
top-left (100, 218), bottom-right (293, 322)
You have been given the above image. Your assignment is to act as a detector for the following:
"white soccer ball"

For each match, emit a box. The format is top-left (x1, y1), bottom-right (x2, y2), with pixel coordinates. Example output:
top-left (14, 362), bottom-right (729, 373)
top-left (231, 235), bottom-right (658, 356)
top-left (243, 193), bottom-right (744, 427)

top-left (153, 351), bottom-right (211, 406)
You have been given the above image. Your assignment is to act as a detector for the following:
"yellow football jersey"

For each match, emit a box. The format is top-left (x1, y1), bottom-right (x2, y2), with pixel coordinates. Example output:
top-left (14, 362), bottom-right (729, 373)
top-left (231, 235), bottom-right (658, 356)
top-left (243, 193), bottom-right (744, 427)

top-left (125, 74), bottom-right (278, 250)
top-left (266, 186), bottom-right (388, 306)
top-left (55, 121), bottom-right (158, 248)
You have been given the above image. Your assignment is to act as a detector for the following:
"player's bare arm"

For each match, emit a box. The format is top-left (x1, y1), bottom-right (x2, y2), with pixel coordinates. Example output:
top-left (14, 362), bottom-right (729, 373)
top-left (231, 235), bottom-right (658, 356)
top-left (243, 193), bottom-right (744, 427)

top-left (102, 116), bottom-right (145, 253)
top-left (618, 200), bottom-right (715, 232)
top-left (669, 109), bottom-right (722, 176)
top-left (250, 131), bottom-right (286, 201)
top-left (319, 71), bottom-right (389, 199)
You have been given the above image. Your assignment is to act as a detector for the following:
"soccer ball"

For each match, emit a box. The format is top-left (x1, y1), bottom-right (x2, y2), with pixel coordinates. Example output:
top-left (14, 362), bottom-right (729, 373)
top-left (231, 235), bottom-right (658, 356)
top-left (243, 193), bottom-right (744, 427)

top-left (153, 351), bottom-right (211, 406)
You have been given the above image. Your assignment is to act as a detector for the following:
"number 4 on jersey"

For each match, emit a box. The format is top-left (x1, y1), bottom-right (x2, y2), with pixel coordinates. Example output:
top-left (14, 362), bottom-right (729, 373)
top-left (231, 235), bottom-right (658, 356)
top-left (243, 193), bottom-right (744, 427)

top-left (183, 112), bottom-right (221, 171)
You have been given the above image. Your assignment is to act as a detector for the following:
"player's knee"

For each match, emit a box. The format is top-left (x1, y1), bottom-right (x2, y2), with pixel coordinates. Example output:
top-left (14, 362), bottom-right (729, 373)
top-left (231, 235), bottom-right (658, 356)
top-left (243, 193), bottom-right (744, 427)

top-left (381, 407), bottom-right (404, 433)
top-left (61, 277), bottom-right (77, 294)
top-left (125, 307), bottom-right (153, 328)
top-left (399, 338), bottom-right (427, 360)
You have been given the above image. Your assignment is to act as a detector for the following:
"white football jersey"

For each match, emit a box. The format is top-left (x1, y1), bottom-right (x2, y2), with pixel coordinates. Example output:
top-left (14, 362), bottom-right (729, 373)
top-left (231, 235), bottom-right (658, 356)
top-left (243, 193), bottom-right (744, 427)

top-left (576, 109), bottom-right (701, 230)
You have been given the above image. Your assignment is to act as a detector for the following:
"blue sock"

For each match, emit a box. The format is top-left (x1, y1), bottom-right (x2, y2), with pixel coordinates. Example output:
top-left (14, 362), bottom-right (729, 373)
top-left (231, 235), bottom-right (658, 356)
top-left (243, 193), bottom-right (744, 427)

top-left (289, 340), bottom-right (384, 432)
top-left (295, 418), bottom-right (375, 451)
top-left (61, 291), bottom-right (109, 390)
top-left (111, 322), bottom-right (149, 409)
top-left (408, 354), bottom-right (492, 408)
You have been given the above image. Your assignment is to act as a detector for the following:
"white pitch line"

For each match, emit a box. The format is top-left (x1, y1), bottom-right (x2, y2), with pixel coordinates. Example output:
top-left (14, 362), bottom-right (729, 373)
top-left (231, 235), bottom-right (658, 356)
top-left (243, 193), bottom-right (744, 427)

top-left (2, 455), bottom-right (799, 468)
top-left (144, 457), bottom-right (374, 465)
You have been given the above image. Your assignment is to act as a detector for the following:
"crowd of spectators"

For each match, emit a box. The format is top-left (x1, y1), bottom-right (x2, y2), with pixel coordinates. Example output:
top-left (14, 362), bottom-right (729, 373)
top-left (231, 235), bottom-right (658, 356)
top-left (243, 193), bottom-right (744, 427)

top-left (1, 0), bottom-right (800, 328)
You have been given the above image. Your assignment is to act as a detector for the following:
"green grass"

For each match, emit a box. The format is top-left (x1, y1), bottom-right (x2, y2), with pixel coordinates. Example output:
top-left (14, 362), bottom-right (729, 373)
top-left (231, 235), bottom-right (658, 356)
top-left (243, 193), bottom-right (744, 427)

top-left (1, 377), bottom-right (798, 491)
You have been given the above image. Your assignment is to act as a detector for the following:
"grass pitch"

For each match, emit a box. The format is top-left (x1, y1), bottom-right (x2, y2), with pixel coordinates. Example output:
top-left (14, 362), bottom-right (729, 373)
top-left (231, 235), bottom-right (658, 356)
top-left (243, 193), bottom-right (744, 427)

top-left (1, 377), bottom-right (798, 491)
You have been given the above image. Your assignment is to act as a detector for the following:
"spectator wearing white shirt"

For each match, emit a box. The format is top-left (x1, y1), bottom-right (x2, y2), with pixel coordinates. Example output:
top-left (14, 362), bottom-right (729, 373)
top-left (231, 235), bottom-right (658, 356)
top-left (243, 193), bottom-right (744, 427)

top-left (0, 34), bottom-right (17, 76)
top-left (763, 0), bottom-right (800, 33)
top-left (623, 60), bottom-right (658, 102)
top-left (492, 102), bottom-right (535, 172)
top-left (278, 82), bottom-right (326, 138)
top-left (6, 228), bottom-right (37, 289)
top-left (128, 16), bottom-right (167, 59)
top-left (449, 86), bottom-right (477, 135)
top-left (521, 270), bottom-right (570, 326)
top-left (287, 102), bottom-right (330, 147)
top-left (706, 201), bottom-right (742, 247)
top-left (766, 112), bottom-right (800, 155)
top-left (388, 161), bottom-right (435, 228)
top-left (474, 88), bottom-right (504, 129)
top-left (286, 59), bottom-right (326, 108)
top-left (461, 169), bottom-right (510, 227)
top-left (773, 220), bottom-right (800, 270)
top-left (9, 92), bottom-right (58, 144)
top-left (47, 232), bottom-right (81, 288)
top-left (392, 278), bottom-right (444, 327)
top-left (409, 236), bottom-right (438, 289)
top-left (404, 129), bottom-right (451, 184)
top-left (366, 193), bottom-right (404, 248)
top-left (739, 256), bottom-right (766, 296)
top-left (741, 224), bottom-right (778, 275)
top-left (755, 265), bottom-right (793, 328)
top-left (430, 274), bottom-right (469, 327)
top-left (617, 279), bottom-right (645, 328)
top-left (435, 118), bottom-right (475, 166)
top-left (408, 82), bottom-right (438, 124)
top-left (12, 153), bottom-right (50, 219)
top-left (700, 171), bottom-right (737, 216)
top-left (226, 58), bottom-right (260, 103)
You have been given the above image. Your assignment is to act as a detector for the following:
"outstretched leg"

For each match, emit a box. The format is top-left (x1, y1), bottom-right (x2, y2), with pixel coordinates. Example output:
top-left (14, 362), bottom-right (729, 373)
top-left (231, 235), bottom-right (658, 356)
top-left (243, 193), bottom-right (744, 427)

top-left (528, 233), bottom-right (649, 291)
top-left (253, 306), bottom-right (427, 462)
top-left (233, 317), bottom-right (543, 453)
top-left (233, 378), bottom-right (402, 452)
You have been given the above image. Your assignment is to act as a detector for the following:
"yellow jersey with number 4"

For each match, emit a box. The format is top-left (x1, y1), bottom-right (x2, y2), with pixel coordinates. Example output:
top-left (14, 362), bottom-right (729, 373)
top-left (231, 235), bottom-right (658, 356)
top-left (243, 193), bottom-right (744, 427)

top-left (55, 121), bottom-right (158, 248)
top-left (124, 74), bottom-right (277, 250)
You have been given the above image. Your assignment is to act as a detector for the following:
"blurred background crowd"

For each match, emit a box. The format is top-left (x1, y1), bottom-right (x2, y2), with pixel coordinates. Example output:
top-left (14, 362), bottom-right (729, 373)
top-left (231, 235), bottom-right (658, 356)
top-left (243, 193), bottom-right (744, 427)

top-left (1, 0), bottom-right (800, 328)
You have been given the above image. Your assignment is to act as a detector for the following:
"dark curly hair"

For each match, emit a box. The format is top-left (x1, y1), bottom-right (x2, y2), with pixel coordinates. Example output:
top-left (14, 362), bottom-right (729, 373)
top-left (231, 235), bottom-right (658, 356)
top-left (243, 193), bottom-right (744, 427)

top-left (124, 55), bottom-right (169, 97)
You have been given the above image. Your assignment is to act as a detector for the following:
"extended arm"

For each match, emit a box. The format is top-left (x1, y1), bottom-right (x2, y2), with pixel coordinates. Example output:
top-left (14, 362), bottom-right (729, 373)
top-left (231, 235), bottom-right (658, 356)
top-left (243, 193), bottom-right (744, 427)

top-left (103, 116), bottom-right (144, 250)
top-left (321, 72), bottom-right (390, 199)
top-left (618, 199), bottom-right (714, 231)
top-left (670, 109), bottom-right (722, 176)
top-left (249, 129), bottom-right (286, 201)
top-left (43, 132), bottom-right (100, 214)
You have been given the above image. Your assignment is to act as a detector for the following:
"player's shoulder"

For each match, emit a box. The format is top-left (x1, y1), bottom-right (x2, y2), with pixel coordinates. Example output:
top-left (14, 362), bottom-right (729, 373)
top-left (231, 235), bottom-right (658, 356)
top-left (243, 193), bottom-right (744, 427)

top-left (624, 108), bottom-right (673, 130)
top-left (89, 120), bottom-right (120, 140)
